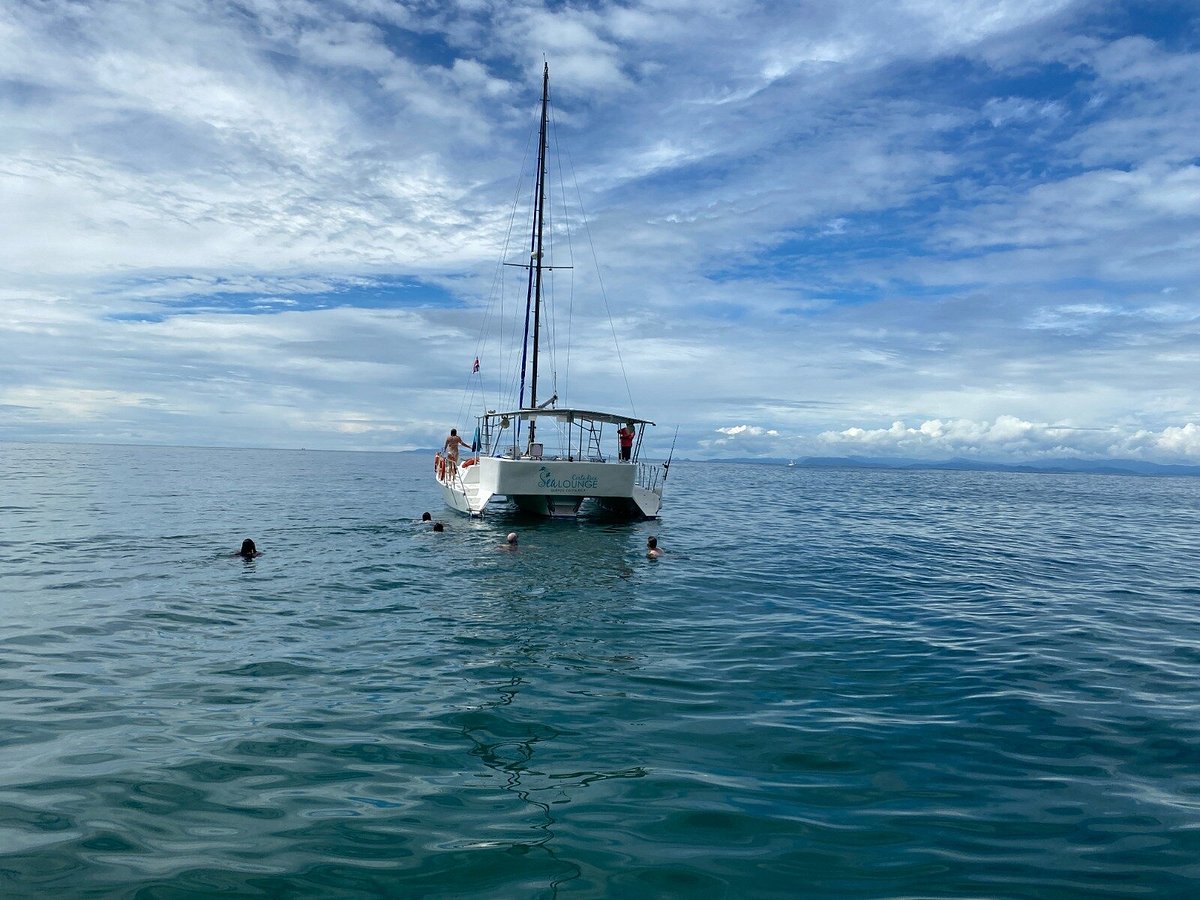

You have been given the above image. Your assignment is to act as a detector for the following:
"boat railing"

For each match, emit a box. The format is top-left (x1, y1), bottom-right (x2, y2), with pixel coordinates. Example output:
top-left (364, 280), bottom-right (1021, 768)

top-left (636, 461), bottom-right (665, 494)
top-left (452, 468), bottom-right (469, 502)
top-left (435, 452), bottom-right (473, 486)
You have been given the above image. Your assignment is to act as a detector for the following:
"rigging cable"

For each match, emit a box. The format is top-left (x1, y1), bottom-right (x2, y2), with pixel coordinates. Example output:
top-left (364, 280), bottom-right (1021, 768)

top-left (457, 115), bottom-right (540, 434)
top-left (548, 102), bottom-right (575, 410)
top-left (564, 142), bottom-right (637, 417)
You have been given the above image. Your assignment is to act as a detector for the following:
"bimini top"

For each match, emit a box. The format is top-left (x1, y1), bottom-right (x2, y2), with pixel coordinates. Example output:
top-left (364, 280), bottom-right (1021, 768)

top-left (485, 407), bottom-right (656, 427)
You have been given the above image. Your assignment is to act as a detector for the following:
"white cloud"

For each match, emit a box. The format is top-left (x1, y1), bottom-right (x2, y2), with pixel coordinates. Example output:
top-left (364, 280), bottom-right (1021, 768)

top-left (716, 425), bottom-right (780, 437)
top-left (2, 1), bottom-right (1199, 464)
top-left (819, 416), bottom-right (1200, 463)
top-left (1153, 423), bottom-right (1200, 457)
top-left (1, 386), bottom-right (165, 421)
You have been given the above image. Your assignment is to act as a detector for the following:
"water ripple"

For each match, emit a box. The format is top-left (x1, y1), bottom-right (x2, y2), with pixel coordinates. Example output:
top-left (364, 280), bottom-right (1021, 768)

top-left (2, 446), bottom-right (1200, 895)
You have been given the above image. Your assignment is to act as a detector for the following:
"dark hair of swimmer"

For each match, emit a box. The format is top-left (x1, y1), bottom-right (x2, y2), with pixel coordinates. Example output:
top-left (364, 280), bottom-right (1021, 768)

top-left (421, 512), bottom-right (432, 521)
top-left (239, 538), bottom-right (258, 557)
top-left (647, 537), bottom-right (657, 550)
top-left (433, 522), bottom-right (444, 532)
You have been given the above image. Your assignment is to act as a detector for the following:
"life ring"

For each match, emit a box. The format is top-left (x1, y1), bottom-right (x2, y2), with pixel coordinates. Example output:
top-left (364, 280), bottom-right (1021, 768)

top-left (460, 457), bottom-right (477, 470)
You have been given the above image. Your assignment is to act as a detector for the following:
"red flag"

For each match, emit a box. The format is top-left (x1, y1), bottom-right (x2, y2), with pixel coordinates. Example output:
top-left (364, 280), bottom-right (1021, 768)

top-left (472, 357), bottom-right (480, 374)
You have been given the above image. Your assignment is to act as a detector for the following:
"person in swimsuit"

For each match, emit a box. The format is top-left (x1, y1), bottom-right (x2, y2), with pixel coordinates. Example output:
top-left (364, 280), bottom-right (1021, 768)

top-left (646, 536), bottom-right (663, 558)
top-left (443, 428), bottom-right (470, 474)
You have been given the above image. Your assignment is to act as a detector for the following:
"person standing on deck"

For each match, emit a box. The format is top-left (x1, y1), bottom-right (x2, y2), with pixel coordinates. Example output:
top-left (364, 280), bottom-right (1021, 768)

top-left (618, 422), bottom-right (635, 462)
top-left (443, 428), bottom-right (470, 475)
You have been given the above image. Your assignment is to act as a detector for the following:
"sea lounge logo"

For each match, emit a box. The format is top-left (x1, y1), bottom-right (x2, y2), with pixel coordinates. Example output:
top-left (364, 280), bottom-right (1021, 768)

top-left (538, 466), bottom-right (598, 492)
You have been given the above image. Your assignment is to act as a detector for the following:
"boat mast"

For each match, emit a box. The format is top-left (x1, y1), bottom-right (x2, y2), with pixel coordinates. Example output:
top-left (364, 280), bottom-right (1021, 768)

top-left (527, 62), bottom-right (550, 447)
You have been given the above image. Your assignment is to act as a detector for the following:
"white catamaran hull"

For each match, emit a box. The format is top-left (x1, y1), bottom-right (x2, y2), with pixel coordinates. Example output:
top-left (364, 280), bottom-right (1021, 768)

top-left (438, 456), bottom-right (662, 519)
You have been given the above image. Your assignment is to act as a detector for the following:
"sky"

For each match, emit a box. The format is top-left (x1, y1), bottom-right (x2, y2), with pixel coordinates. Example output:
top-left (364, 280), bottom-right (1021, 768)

top-left (2, 0), bottom-right (1199, 463)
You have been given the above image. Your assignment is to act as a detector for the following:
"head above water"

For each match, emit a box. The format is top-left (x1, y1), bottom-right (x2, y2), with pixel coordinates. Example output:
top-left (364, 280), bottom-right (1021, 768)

top-left (433, 522), bottom-right (444, 532)
top-left (647, 536), bottom-right (657, 549)
top-left (506, 532), bottom-right (518, 544)
top-left (421, 511), bottom-right (432, 521)
top-left (239, 538), bottom-right (257, 556)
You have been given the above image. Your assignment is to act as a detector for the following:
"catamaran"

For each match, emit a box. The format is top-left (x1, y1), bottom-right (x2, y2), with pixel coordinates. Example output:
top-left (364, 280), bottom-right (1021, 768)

top-left (434, 64), bottom-right (670, 519)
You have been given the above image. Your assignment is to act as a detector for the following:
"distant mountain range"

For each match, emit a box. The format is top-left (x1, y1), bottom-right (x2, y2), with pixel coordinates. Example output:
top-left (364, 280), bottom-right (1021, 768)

top-left (705, 456), bottom-right (1200, 476)
top-left (405, 447), bottom-right (1200, 476)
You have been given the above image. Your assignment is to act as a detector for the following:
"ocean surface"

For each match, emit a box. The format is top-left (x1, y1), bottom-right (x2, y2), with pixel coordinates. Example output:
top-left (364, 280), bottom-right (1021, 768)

top-left (1, 441), bottom-right (1198, 898)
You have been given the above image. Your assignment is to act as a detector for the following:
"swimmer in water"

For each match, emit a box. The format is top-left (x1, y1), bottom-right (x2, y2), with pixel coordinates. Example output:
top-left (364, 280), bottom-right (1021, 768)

top-left (646, 536), bottom-right (663, 558)
top-left (421, 511), bottom-right (432, 522)
top-left (432, 522), bottom-right (445, 532)
top-left (501, 532), bottom-right (518, 550)
top-left (237, 538), bottom-right (262, 559)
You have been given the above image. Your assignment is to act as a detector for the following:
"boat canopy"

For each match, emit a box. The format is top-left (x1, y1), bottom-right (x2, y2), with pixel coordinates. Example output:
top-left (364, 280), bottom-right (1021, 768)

top-left (483, 408), bottom-right (655, 428)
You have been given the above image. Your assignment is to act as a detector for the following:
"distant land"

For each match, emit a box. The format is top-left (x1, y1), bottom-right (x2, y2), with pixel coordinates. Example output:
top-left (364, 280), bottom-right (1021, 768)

top-left (401, 447), bottom-right (1200, 476)
top-left (702, 456), bottom-right (1200, 477)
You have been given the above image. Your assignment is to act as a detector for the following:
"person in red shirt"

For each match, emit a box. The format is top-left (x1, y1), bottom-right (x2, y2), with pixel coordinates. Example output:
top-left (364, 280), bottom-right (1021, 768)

top-left (617, 422), bottom-right (635, 461)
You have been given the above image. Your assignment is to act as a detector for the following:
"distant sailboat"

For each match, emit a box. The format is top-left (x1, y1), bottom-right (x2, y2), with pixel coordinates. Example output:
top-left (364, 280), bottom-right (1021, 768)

top-left (434, 64), bottom-right (669, 519)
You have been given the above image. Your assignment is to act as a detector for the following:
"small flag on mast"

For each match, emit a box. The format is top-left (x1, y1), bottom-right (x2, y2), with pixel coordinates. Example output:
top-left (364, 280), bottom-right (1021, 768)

top-left (472, 357), bottom-right (480, 374)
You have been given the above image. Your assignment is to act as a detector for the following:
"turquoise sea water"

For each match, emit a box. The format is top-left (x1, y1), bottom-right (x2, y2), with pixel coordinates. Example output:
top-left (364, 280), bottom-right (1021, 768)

top-left (1, 442), bottom-right (1199, 897)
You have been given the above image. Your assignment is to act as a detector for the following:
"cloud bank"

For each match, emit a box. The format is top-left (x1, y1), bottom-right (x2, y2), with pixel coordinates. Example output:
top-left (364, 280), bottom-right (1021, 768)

top-left (819, 417), bottom-right (1200, 463)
